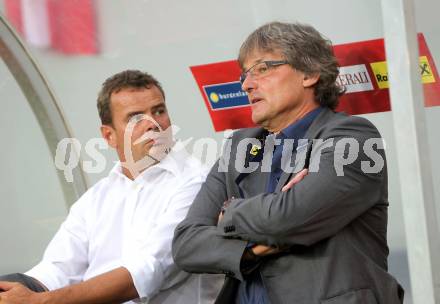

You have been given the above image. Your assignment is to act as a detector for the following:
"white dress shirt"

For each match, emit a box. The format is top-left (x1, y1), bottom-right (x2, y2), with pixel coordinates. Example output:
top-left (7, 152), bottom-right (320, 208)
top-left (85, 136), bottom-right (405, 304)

top-left (26, 148), bottom-right (222, 303)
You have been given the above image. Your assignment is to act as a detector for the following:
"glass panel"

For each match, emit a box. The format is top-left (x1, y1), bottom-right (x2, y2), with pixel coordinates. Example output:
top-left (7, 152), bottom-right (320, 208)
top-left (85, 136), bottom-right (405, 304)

top-left (415, 0), bottom-right (440, 226)
top-left (0, 57), bottom-right (68, 273)
top-left (414, 2), bottom-right (440, 301)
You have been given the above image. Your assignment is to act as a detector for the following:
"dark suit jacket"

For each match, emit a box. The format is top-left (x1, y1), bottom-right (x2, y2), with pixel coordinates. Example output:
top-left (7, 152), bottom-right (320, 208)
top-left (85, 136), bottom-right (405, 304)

top-left (172, 108), bottom-right (403, 304)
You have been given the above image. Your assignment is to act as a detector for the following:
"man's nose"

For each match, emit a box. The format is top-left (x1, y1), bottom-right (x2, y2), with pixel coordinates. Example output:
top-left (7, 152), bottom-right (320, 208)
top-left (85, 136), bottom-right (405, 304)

top-left (241, 74), bottom-right (257, 93)
top-left (140, 116), bottom-right (160, 132)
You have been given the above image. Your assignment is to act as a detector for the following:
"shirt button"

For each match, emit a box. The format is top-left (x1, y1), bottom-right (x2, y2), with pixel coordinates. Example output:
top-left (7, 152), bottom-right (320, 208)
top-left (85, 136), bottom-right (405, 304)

top-left (132, 183), bottom-right (142, 191)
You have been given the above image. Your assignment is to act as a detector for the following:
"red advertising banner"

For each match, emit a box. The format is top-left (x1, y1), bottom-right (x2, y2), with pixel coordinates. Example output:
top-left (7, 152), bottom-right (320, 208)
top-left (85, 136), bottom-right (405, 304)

top-left (334, 33), bottom-right (440, 114)
top-left (190, 61), bottom-right (254, 131)
top-left (190, 33), bottom-right (440, 131)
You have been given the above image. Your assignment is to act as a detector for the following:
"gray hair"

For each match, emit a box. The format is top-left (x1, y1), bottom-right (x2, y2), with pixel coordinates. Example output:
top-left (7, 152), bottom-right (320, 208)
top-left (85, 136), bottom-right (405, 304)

top-left (238, 22), bottom-right (344, 109)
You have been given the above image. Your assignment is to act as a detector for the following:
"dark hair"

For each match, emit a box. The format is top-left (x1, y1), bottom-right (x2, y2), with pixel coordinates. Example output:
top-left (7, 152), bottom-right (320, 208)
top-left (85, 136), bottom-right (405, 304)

top-left (97, 70), bottom-right (165, 125)
top-left (238, 22), bottom-right (344, 109)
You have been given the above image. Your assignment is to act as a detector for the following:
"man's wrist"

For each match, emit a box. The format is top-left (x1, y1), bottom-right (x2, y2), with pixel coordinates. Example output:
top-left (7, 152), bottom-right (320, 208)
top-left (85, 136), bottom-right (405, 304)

top-left (33, 291), bottom-right (51, 304)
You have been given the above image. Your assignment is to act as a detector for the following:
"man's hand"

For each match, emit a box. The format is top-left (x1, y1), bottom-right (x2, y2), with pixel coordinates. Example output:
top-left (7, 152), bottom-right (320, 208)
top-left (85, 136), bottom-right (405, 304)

top-left (281, 168), bottom-right (308, 192)
top-left (217, 197), bottom-right (234, 224)
top-left (1, 267), bottom-right (137, 304)
top-left (250, 245), bottom-right (280, 256)
top-left (217, 211), bottom-right (224, 224)
top-left (0, 281), bottom-right (43, 304)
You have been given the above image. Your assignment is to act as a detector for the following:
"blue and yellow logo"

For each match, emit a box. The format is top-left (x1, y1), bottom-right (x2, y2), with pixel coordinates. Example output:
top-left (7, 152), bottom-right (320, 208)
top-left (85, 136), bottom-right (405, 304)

top-left (204, 81), bottom-right (250, 110)
top-left (209, 92), bottom-right (220, 103)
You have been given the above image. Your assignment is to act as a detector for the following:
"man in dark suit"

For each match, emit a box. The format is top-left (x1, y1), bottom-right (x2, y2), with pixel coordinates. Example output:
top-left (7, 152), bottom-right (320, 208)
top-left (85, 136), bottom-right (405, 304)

top-left (172, 22), bottom-right (404, 303)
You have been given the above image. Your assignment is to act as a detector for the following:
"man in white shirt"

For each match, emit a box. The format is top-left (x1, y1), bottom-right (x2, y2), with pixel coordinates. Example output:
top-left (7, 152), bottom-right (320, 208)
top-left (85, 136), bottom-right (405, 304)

top-left (0, 70), bottom-right (220, 304)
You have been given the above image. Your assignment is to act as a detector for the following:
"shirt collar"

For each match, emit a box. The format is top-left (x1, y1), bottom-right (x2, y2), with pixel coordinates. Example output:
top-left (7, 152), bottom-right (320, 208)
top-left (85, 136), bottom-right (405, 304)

top-left (150, 141), bottom-right (187, 177)
top-left (109, 142), bottom-right (188, 182)
top-left (278, 107), bottom-right (323, 141)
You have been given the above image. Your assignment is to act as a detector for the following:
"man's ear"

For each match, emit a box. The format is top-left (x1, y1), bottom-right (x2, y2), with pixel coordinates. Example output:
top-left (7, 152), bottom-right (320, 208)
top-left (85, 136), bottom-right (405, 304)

top-left (101, 125), bottom-right (117, 148)
top-left (303, 73), bottom-right (320, 88)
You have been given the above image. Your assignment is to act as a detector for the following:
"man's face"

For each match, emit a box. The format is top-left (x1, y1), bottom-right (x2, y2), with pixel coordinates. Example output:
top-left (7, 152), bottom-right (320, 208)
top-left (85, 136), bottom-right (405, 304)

top-left (241, 49), bottom-right (311, 132)
top-left (102, 86), bottom-right (172, 176)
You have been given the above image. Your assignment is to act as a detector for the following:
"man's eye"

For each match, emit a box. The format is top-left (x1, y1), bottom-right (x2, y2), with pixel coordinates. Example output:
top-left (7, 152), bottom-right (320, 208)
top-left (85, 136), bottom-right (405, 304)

top-left (256, 65), bottom-right (268, 75)
top-left (153, 108), bottom-right (166, 116)
top-left (130, 114), bottom-right (144, 123)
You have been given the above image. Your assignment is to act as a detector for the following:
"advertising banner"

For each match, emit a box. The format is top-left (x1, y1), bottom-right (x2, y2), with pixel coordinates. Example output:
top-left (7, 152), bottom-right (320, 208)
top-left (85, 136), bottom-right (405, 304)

top-left (190, 34), bottom-right (440, 131)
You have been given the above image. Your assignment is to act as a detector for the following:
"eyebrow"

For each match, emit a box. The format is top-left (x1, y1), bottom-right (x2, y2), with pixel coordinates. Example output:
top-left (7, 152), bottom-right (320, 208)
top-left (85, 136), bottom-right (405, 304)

top-left (151, 102), bottom-right (166, 110)
top-left (126, 111), bottom-right (144, 119)
top-left (125, 102), bottom-right (167, 118)
top-left (243, 58), bottom-right (264, 71)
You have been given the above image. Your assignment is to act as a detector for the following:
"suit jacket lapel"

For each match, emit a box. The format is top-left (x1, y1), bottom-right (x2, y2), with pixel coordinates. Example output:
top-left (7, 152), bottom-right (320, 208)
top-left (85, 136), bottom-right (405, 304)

top-left (235, 128), bottom-right (270, 197)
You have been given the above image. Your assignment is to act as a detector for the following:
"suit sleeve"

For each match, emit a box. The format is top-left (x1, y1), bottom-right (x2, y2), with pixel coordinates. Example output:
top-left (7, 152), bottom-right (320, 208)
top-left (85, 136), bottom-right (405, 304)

top-left (172, 142), bottom-right (248, 281)
top-left (217, 116), bottom-right (387, 247)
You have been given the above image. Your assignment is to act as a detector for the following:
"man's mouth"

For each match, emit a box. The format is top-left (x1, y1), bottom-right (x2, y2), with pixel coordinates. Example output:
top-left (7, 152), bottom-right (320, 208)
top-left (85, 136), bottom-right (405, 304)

top-left (250, 97), bottom-right (263, 104)
top-left (145, 139), bottom-right (155, 145)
